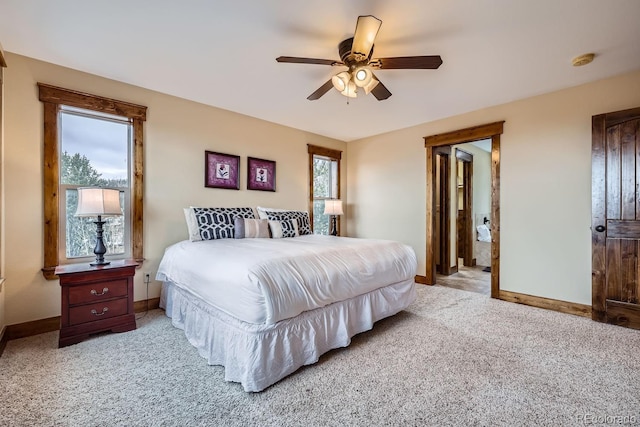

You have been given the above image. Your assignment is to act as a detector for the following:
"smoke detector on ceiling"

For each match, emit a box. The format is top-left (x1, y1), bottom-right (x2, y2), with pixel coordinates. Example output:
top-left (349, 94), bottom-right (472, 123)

top-left (572, 53), bottom-right (595, 67)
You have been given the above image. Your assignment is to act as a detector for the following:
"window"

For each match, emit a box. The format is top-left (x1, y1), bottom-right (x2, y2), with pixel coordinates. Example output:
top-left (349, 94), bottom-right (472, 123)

top-left (308, 144), bottom-right (342, 235)
top-left (60, 107), bottom-right (130, 260)
top-left (38, 84), bottom-right (147, 279)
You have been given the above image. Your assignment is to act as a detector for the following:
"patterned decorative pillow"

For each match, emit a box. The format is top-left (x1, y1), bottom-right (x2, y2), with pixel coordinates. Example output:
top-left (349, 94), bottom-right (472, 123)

top-left (192, 207), bottom-right (255, 240)
top-left (257, 206), bottom-right (288, 219)
top-left (261, 209), bottom-right (311, 235)
top-left (268, 219), bottom-right (299, 238)
top-left (234, 218), bottom-right (269, 239)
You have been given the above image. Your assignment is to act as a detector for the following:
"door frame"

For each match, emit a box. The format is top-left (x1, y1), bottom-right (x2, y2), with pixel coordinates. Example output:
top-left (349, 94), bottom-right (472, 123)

top-left (0, 44), bottom-right (5, 287)
top-left (592, 106), bottom-right (640, 324)
top-left (425, 121), bottom-right (504, 298)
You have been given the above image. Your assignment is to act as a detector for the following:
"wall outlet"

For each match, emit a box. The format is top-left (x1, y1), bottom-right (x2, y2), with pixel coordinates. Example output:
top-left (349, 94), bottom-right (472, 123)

top-left (144, 273), bottom-right (151, 282)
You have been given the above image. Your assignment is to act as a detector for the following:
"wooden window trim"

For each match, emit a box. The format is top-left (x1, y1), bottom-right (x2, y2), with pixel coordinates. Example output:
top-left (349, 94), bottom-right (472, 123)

top-left (38, 83), bottom-right (147, 280)
top-left (308, 144), bottom-right (342, 233)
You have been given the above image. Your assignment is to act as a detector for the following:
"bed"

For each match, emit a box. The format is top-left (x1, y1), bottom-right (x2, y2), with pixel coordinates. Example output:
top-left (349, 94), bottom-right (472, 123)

top-left (157, 213), bottom-right (417, 391)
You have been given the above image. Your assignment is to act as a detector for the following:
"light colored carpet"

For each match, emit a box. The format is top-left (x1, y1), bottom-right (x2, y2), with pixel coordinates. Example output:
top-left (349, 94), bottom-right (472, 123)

top-left (1, 285), bottom-right (639, 426)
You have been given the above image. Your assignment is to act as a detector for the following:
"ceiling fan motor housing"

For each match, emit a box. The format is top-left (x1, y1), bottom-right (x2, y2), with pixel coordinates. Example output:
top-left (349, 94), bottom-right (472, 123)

top-left (339, 37), bottom-right (373, 66)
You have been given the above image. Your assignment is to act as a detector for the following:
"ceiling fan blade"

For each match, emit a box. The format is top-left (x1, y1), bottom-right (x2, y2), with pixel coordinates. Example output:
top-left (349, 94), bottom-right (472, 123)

top-left (307, 79), bottom-right (334, 100)
top-left (374, 56), bottom-right (443, 69)
top-left (351, 15), bottom-right (382, 61)
top-left (370, 75), bottom-right (392, 100)
top-left (276, 56), bottom-right (342, 66)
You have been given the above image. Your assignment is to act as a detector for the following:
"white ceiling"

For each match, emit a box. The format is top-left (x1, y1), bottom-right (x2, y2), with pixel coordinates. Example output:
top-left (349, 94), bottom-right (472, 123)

top-left (1, 0), bottom-right (639, 142)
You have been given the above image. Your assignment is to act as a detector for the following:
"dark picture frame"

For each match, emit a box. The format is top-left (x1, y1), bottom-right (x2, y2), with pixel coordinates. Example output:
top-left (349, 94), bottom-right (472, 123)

top-left (205, 151), bottom-right (240, 190)
top-left (247, 157), bottom-right (276, 191)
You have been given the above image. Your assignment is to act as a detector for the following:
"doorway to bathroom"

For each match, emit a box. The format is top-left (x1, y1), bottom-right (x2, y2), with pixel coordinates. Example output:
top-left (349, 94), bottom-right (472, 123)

top-left (424, 121), bottom-right (503, 298)
top-left (433, 143), bottom-right (492, 295)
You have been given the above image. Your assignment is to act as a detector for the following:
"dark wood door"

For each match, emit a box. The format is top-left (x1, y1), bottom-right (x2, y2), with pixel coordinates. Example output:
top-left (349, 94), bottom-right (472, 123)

top-left (592, 106), bottom-right (640, 329)
top-left (456, 149), bottom-right (474, 267)
top-left (434, 146), bottom-right (451, 275)
top-left (457, 210), bottom-right (465, 258)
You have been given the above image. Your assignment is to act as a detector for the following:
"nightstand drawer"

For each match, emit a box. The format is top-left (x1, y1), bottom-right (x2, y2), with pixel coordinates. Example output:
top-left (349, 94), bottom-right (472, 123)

top-left (56, 260), bottom-right (138, 347)
top-left (69, 298), bottom-right (129, 325)
top-left (68, 279), bottom-right (128, 305)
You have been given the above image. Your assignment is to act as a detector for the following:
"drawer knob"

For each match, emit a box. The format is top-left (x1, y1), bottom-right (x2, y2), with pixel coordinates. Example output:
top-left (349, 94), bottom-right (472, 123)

top-left (91, 307), bottom-right (109, 316)
top-left (90, 287), bottom-right (109, 296)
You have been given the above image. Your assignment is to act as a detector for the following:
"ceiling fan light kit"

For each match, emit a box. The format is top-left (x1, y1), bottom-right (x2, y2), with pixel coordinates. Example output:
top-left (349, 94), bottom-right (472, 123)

top-left (276, 15), bottom-right (443, 101)
top-left (341, 81), bottom-right (358, 98)
top-left (353, 66), bottom-right (373, 87)
top-left (332, 67), bottom-right (374, 98)
top-left (332, 71), bottom-right (350, 92)
top-left (332, 72), bottom-right (357, 97)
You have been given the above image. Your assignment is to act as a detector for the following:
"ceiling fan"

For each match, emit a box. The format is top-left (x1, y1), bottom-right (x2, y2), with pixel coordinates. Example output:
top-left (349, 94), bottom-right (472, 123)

top-left (276, 15), bottom-right (443, 101)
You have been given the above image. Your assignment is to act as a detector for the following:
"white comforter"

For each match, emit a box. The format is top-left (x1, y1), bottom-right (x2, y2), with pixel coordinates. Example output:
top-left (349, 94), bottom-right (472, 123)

top-left (156, 235), bottom-right (417, 325)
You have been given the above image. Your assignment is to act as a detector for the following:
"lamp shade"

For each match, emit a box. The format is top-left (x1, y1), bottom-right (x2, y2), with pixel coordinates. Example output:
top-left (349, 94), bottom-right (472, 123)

top-left (75, 187), bottom-right (122, 217)
top-left (323, 200), bottom-right (344, 216)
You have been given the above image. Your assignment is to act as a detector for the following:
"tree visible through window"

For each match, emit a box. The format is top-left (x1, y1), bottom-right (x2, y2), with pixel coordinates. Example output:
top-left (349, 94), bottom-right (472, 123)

top-left (60, 107), bottom-right (130, 259)
top-left (38, 83), bottom-right (146, 279)
top-left (308, 145), bottom-right (342, 235)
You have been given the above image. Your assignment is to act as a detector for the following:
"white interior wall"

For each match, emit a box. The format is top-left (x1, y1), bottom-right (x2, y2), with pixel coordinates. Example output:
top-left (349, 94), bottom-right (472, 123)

top-left (3, 53), bottom-right (346, 325)
top-left (347, 70), bottom-right (640, 305)
top-left (4, 50), bottom-right (640, 324)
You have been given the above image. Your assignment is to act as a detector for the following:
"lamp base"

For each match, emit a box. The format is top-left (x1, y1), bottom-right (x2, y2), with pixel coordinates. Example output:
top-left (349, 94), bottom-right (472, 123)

top-left (91, 215), bottom-right (110, 266)
top-left (330, 215), bottom-right (338, 236)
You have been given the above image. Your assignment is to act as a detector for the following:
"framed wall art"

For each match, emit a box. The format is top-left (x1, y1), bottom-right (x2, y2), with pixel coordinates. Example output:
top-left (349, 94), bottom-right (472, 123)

top-left (247, 157), bottom-right (276, 192)
top-left (205, 151), bottom-right (240, 190)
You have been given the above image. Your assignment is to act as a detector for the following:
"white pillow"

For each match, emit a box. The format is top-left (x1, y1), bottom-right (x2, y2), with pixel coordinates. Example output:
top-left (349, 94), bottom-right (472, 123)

top-left (257, 206), bottom-right (290, 220)
top-left (183, 208), bottom-right (201, 241)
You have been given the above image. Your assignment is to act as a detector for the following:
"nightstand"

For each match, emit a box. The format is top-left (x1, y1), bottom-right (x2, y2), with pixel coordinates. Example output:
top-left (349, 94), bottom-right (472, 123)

top-left (55, 259), bottom-right (138, 348)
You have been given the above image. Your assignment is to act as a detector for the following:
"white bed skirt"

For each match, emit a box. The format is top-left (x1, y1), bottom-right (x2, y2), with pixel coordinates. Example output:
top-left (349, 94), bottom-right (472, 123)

top-left (160, 279), bottom-right (416, 392)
